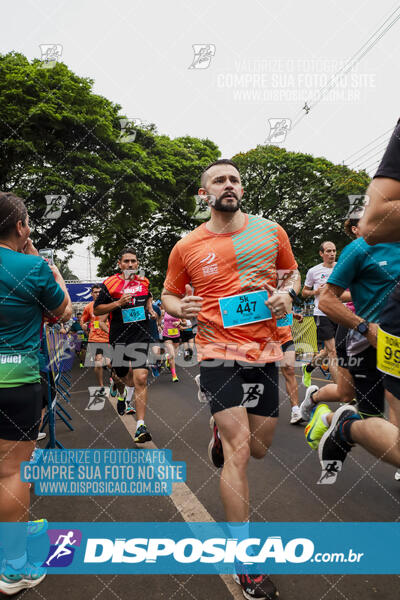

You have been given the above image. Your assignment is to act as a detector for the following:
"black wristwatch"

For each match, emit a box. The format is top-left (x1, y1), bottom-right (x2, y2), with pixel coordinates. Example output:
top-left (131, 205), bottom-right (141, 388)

top-left (356, 320), bottom-right (369, 336)
top-left (287, 288), bottom-right (302, 307)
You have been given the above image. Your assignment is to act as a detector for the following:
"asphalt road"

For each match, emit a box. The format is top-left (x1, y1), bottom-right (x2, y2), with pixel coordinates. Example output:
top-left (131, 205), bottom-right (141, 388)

top-left (26, 360), bottom-right (400, 600)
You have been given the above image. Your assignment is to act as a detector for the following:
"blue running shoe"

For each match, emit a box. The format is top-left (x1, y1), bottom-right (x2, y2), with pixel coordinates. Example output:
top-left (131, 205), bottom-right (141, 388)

top-left (0, 561), bottom-right (46, 595)
top-left (27, 519), bottom-right (48, 538)
top-left (151, 365), bottom-right (160, 377)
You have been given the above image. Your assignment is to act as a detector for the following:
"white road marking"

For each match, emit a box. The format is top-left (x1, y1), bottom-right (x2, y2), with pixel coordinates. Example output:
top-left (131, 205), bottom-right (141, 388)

top-left (108, 395), bottom-right (242, 599)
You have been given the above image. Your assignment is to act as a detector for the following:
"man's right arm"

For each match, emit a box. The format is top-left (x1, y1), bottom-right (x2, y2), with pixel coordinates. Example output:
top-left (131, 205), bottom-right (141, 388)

top-left (94, 296), bottom-right (131, 315)
top-left (93, 283), bottom-right (131, 316)
top-left (359, 119), bottom-right (400, 244)
top-left (359, 178), bottom-right (400, 244)
top-left (162, 286), bottom-right (203, 319)
top-left (302, 269), bottom-right (317, 298)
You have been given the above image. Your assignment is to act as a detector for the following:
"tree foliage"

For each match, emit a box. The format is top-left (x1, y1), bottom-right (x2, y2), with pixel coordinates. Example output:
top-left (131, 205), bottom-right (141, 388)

top-left (0, 52), bottom-right (219, 295)
top-left (233, 145), bottom-right (371, 273)
top-left (93, 134), bottom-right (219, 296)
top-left (0, 52), bottom-right (372, 290)
top-left (0, 52), bottom-right (162, 249)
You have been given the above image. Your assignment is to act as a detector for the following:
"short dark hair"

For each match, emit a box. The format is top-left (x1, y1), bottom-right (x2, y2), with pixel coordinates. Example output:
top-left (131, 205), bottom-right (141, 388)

top-left (0, 192), bottom-right (28, 239)
top-left (201, 159), bottom-right (241, 187)
top-left (118, 246), bottom-right (137, 260)
top-left (91, 284), bottom-right (101, 292)
top-left (319, 241), bottom-right (335, 253)
top-left (344, 218), bottom-right (360, 239)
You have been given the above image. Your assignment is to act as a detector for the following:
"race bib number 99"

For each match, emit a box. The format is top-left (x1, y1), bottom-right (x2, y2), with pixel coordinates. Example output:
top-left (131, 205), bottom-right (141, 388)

top-left (377, 326), bottom-right (400, 379)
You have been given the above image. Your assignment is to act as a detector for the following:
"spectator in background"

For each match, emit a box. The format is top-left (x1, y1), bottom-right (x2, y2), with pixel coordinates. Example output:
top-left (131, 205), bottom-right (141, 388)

top-left (0, 192), bottom-right (71, 594)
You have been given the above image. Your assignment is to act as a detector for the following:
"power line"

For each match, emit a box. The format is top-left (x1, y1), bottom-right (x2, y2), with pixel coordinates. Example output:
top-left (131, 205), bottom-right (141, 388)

top-left (348, 138), bottom-right (390, 168)
top-left (292, 6), bottom-right (400, 129)
top-left (344, 127), bottom-right (393, 163)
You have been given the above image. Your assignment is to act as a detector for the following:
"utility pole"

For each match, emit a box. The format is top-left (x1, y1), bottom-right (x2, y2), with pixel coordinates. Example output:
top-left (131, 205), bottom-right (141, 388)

top-left (87, 244), bottom-right (92, 280)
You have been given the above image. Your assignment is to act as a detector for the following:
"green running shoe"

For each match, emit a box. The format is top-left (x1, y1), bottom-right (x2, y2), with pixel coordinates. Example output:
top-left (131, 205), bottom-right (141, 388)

top-left (305, 404), bottom-right (332, 450)
top-left (302, 364), bottom-right (312, 387)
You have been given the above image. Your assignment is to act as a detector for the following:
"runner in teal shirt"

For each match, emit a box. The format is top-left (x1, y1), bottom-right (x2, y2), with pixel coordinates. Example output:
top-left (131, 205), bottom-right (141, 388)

top-left (0, 248), bottom-right (65, 387)
top-left (328, 237), bottom-right (400, 322)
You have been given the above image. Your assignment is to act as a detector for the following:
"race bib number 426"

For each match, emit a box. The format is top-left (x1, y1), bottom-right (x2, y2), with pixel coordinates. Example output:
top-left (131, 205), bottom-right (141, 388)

top-left (377, 326), bottom-right (400, 379)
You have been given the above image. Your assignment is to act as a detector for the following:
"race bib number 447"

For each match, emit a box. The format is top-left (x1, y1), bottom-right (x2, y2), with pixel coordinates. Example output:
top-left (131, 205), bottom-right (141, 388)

top-left (219, 291), bottom-right (272, 328)
top-left (377, 327), bottom-right (400, 379)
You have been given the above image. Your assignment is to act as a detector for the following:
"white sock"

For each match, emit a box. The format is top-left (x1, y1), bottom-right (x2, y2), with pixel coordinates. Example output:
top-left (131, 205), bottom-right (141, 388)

top-left (126, 386), bottom-right (134, 404)
top-left (137, 419), bottom-right (145, 428)
top-left (321, 413), bottom-right (330, 427)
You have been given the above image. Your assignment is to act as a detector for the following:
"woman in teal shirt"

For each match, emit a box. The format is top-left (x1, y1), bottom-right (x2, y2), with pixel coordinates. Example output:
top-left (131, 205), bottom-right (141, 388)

top-left (0, 192), bottom-right (71, 593)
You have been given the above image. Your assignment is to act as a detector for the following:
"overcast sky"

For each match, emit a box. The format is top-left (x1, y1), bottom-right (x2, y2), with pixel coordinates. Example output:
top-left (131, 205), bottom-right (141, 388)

top-left (2, 0), bottom-right (400, 278)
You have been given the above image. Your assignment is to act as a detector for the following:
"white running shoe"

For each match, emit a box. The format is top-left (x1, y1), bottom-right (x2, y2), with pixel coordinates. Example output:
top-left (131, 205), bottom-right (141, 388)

top-left (37, 432), bottom-right (46, 441)
top-left (299, 385), bottom-right (319, 422)
top-left (395, 471), bottom-right (400, 481)
top-left (290, 406), bottom-right (303, 424)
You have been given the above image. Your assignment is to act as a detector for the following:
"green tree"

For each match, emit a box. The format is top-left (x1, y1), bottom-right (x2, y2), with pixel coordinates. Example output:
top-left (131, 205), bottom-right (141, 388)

top-left (0, 52), bottom-right (160, 250)
top-left (93, 134), bottom-right (219, 295)
top-left (54, 257), bottom-right (79, 281)
top-left (233, 145), bottom-right (370, 273)
top-left (0, 52), bottom-right (219, 293)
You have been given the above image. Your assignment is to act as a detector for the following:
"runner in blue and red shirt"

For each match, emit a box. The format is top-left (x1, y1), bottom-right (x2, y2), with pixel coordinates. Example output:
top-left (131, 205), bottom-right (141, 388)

top-left (94, 246), bottom-right (157, 443)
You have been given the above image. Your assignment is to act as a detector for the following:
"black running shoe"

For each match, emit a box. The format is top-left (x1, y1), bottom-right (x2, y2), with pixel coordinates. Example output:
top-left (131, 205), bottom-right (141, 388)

top-left (134, 424), bottom-right (152, 443)
top-left (208, 417), bottom-right (224, 468)
top-left (234, 572), bottom-right (279, 600)
top-left (117, 398), bottom-right (126, 415)
top-left (318, 404), bottom-right (358, 485)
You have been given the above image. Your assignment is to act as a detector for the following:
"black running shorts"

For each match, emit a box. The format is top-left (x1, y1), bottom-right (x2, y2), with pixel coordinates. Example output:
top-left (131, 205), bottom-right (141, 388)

top-left (349, 346), bottom-right (385, 418)
top-left (180, 330), bottom-right (194, 343)
top-left (112, 342), bottom-right (150, 378)
top-left (281, 339), bottom-right (294, 354)
top-left (315, 315), bottom-right (337, 342)
top-left (378, 281), bottom-right (400, 401)
top-left (335, 324), bottom-right (349, 369)
top-left (199, 360), bottom-right (279, 417)
top-left (0, 383), bottom-right (42, 441)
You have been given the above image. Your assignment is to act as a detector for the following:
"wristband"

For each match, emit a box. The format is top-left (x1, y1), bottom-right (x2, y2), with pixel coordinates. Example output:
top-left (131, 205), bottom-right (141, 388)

top-left (288, 288), bottom-right (302, 306)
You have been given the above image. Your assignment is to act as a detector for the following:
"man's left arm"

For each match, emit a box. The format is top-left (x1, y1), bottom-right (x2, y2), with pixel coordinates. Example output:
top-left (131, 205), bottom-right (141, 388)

top-left (319, 284), bottom-right (377, 347)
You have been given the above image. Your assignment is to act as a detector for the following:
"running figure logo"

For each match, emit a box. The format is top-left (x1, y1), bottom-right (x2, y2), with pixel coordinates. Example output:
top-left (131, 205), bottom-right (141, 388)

top-left (44, 529), bottom-right (82, 567)
top-left (39, 44), bottom-right (63, 68)
top-left (317, 460), bottom-right (343, 485)
top-left (266, 119), bottom-right (291, 143)
top-left (44, 195), bottom-right (67, 220)
top-left (241, 383), bottom-right (264, 408)
top-left (188, 44), bottom-right (216, 69)
top-left (346, 194), bottom-right (369, 218)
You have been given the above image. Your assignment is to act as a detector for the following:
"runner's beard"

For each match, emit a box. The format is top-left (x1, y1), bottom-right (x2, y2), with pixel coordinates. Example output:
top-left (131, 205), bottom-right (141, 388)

top-left (212, 192), bottom-right (241, 213)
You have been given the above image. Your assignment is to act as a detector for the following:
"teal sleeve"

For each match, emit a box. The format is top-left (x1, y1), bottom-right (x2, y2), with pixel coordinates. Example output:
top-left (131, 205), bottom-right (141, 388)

top-left (328, 240), bottom-right (362, 290)
top-left (36, 261), bottom-right (65, 311)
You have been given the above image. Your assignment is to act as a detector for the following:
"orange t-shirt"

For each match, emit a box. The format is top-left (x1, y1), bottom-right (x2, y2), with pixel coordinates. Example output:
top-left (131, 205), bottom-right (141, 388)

top-left (81, 301), bottom-right (109, 343)
top-left (163, 213), bottom-right (297, 363)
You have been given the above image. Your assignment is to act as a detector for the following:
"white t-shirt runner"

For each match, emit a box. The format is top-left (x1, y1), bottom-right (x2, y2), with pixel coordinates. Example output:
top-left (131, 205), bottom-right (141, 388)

top-left (304, 263), bottom-right (336, 316)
